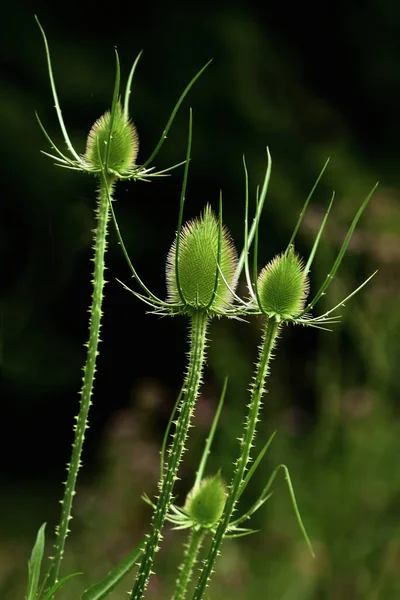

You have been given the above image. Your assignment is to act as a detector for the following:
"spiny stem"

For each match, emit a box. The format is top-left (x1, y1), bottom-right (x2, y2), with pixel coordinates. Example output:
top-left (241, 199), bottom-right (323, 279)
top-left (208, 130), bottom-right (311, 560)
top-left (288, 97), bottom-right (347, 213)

top-left (130, 311), bottom-right (209, 600)
top-left (172, 528), bottom-right (206, 600)
top-left (46, 177), bottom-right (115, 593)
top-left (192, 318), bottom-right (280, 600)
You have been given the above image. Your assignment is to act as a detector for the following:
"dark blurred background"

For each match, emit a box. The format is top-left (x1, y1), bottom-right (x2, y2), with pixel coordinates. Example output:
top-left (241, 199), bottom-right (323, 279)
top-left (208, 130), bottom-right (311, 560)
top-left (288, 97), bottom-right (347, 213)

top-left (1, 1), bottom-right (400, 598)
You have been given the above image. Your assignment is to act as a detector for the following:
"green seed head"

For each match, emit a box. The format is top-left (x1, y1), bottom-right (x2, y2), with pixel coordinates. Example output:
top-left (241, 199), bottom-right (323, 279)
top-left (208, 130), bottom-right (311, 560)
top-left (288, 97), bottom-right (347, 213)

top-left (166, 205), bottom-right (238, 312)
top-left (184, 474), bottom-right (226, 527)
top-left (257, 246), bottom-right (309, 320)
top-left (84, 103), bottom-right (139, 175)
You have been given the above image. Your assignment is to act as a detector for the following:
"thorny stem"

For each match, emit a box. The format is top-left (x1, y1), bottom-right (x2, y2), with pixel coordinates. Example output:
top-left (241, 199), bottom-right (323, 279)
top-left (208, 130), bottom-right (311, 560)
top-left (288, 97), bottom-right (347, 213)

top-left (192, 318), bottom-right (280, 600)
top-left (46, 177), bottom-right (115, 593)
top-left (172, 528), bottom-right (206, 600)
top-left (130, 311), bottom-right (209, 600)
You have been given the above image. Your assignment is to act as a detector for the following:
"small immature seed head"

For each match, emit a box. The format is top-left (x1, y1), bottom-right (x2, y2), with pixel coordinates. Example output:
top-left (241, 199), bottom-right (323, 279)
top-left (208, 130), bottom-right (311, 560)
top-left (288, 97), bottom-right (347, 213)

top-left (257, 246), bottom-right (309, 320)
top-left (184, 474), bottom-right (226, 527)
top-left (166, 205), bottom-right (238, 312)
top-left (84, 103), bottom-right (139, 175)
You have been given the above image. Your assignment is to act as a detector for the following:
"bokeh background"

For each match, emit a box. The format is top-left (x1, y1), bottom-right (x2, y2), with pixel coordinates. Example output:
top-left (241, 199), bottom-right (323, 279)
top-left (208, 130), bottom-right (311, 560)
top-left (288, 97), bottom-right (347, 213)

top-left (1, 1), bottom-right (400, 598)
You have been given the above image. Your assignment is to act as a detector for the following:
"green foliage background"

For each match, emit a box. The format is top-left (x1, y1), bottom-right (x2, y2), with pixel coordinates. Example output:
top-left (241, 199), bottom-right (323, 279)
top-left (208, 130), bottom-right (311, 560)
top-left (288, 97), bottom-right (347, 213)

top-left (1, 1), bottom-right (399, 598)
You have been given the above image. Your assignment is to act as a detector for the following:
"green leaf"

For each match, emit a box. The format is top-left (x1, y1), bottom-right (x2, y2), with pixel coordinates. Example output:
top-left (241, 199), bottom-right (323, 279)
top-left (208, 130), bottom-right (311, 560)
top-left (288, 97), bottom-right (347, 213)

top-left (247, 464), bottom-right (315, 558)
top-left (26, 522), bottom-right (46, 600)
top-left (35, 17), bottom-right (81, 162)
top-left (236, 147), bottom-right (272, 284)
top-left (140, 60), bottom-right (212, 170)
top-left (299, 182), bottom-right (378, 316)
top-left (286, 157), bottom-right (330, 250)
top-left (123, 51), bottom-right (143, 121)
top-left (42, 573), bottom-right (82, 600)
top-left (237, 431), bottom-right (276, 500)
top-left (224, 528), bottom-right (260, 539)
top-left (81, 542), bottom-right (144, 600)
top-left (303, 191), bottom-right (335, 277)
top-left (194, 377), bottom-right (228, 488)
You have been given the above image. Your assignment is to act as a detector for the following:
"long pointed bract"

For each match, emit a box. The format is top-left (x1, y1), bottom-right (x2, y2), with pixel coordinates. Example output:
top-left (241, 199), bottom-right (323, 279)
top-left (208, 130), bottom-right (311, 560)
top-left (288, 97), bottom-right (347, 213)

top-left (35, 16), bottom-right (81, 162)
top-left (298, 182), bottom-right (378, 317)
top-left (140, 61), bottom-right (212, 170)
top-left (286, 158), bottom-right (330, 251)
top-left (304, 191), bottom-right (335, 277)
top-left (194, 377), bottom-right (228, 488)
top-left (123, 51), bottom-right (143, 121)
top-left (175, 109), bottom-right (193, 305)
top-left (104, 50), bottom-right (122, 170)
top-left (235, 148), bottom-right (272, 283)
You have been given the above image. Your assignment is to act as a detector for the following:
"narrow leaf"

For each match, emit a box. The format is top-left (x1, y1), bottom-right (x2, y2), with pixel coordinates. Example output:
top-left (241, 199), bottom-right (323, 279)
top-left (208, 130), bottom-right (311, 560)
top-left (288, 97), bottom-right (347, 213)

top-left (304, 191), bottom-right (335, 277)
top-left (35, 17), bottom-right (81, 162)
top-left (35, 112), bottom-right (76, 167)
top-left (123, 51), bottom-right (143, 120)
top-left (286, 158), bottom-right (330, 250)
top-left (224, 528), bottom-right (260, 539)
top-left (100, 151), bottom-right (164, 306)
top-left (104, 49), bottom-right (121, 169)
top-left (280, 464), bottom-right (315, 558)
top-left (194, 377), bottom-right (228, 488)
top-left (255, 464), bottom-right (315, 558)
top-left (230, 493), bottom-right (273, 528)
top-left (26, 522), bottom-right (46, 600)
top-left (140, 61), bottom-right (212, 170)
top-left (81, 542), bottom-right (144, 600)
top-left (237, 431), bottom-right (276, 500)
top-left (205, 190), bottom-right (224, 310)
top-left (236, 148), bottom-right (272, 283)
top-left (299, 182), bottom-right (378, 316)
top-left (174, 108), bottom-right (193, 305)
top-left (42, 572), bottom-right (81, 600)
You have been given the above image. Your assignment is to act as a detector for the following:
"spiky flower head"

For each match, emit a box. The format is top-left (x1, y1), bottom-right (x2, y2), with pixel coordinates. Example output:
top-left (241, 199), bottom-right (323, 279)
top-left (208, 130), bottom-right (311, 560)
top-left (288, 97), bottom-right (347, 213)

top-left (166, 205), bottom-right (238, 313)
top-left (257, 246), bottom-right (309, 321)
top-left (184, 474), bottom-right (226, 527)
top-left (36, 18), bottom-right (211, 184)
top-left (84, 103), bottom-right (139, 176)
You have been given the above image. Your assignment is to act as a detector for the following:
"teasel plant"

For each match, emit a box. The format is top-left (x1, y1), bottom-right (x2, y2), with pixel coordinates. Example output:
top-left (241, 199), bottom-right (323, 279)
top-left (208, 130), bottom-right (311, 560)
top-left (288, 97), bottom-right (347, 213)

top-left (108, 128), bottom-right (343, 599)
top-left (109, 111), bottom-right (242, 600)
top-left (87, 156), bottom-right (377, 600)
top-left (106, 108), bottom-right (279, 599)
top-left (140, 379), bottom-right (229, 600)
top-left (191, 157), bottom-right (378, 599)
top-left (125, 193), bottom-right (236, 600)
top-left (140, 373), bottom-right (310, 600)
top-left (26, 18), bottom-right (210, 600)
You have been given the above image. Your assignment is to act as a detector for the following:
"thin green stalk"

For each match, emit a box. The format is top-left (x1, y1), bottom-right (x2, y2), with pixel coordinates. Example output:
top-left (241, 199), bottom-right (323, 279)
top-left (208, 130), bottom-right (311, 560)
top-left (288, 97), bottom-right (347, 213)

top-left (192, 318), bottom-right (280, 600)
top-left (46, 177), bottom-right (115, 592)
top-left (130, 311), bottom-right (209, 600)
top-left (172, 528), bottom-right (206, 600)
